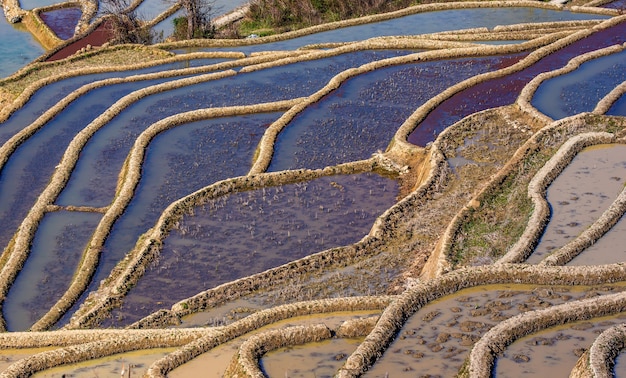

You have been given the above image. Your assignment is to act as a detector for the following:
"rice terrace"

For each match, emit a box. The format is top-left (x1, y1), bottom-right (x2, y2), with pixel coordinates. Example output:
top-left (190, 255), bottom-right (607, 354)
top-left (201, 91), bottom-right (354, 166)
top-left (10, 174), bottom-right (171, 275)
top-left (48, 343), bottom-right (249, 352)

top-left (1, 0), bottom-right (626, 375)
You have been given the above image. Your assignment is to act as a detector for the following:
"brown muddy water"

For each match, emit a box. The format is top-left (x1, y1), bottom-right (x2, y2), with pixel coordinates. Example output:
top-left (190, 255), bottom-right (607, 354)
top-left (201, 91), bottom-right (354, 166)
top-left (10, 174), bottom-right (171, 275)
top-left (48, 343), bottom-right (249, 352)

top-left (364, 283), bottom-right (626, 377)
top-left (0, 348), bottom-right (56, 372)
top-left (168, 311), bottom-right (379, 378)
top-left (495, 313), bottom-right (626, 377)
top-left (527, 144), bottom-right (626, 264)
top-left (11, 348), bottom-right (175, 378)
top-left (261, 338), bottom-right (362, 377)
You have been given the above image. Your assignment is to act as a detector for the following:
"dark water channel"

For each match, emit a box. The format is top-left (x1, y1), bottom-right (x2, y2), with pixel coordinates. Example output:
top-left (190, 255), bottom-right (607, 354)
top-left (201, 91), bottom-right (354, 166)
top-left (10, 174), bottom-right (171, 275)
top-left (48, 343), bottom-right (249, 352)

top-left (107, 173), bottom-right (398, 326)
top-left (527, 144), bottom-right (626, 264)
top-left (408, 20), bottom-right (626, 146)
top-left (532, 49), bottom-right (626, 120)
top-left (269, 54), bottom-right (525, 171)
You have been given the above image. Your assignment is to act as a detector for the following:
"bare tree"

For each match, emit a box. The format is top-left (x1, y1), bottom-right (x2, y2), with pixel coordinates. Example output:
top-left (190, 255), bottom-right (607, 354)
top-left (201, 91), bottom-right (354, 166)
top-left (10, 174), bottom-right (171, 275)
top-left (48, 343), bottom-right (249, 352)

top-left (101, 0), bottom-right (155, 44)
top-left (178, 0), bottom-right (216, 39)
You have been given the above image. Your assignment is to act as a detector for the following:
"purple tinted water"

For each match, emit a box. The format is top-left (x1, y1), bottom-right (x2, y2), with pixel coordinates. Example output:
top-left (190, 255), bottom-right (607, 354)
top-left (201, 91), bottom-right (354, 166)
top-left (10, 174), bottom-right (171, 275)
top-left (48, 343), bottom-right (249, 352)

top-left (269, 54), bottom-right (525, 171)
top-left (603, 0), bottom-right (626, 9)
top-left (407, 21), bottom-right (626, 146)
top-left (107, 173), bottom-right (398, 326)
top-left (40, 8), bottom-right (82, 40)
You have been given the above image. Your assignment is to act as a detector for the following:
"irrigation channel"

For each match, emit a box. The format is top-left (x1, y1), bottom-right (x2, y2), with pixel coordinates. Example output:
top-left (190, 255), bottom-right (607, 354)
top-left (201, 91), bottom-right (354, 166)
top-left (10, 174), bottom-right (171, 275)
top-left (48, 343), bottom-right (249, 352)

top-left (0, 0), bottom-right (626, 377)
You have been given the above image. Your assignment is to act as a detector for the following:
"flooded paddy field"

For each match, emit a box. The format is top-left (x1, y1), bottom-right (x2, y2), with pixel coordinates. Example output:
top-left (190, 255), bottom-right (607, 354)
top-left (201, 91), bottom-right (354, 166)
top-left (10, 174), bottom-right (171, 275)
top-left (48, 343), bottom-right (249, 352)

top-left (0, 16), bottom-right (44, 78)
top-left (532, 49), bottom-right (626, 120)
top-left (39, 7), bottom-right (81, 40)
top-left (527, 144), bottom-right (626, 264)
top-left (365, 283), bottom-right (626, 377)
top-left (1, 1), bottom-right (626, 377)
top-left (569, 210), bottom-right (626, 266)
top-left (261, 338), bottom-right (362, 377)
top-left (4, 211), bottom-right (103, 331)
top-left (174, 7), bottom-right (608, 54)
top-left (495, 313), bottom-right (626, 377)
top-left (0, 57), bottom-right (235, 144)
top-left (168, 311), bottom-right (379, 377)
top-left (108, 173), bottom-right (398, 326)
top-left (31, 348), bottom-right (176, 378)
top-left (0, 75), bottom-right (189, 255)
top-left (269, 54), bottom-right (525, 171)
top-left (408, 20), bottom-right (626, 145)
top-left (608, 94), bottom-right (626, 116)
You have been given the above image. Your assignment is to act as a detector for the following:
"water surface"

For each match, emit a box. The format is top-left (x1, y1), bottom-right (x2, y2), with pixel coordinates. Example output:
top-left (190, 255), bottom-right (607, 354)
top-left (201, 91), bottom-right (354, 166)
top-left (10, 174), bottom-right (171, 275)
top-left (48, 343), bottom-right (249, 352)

top-left (108, 173), bottom-right (398, 326)
top-left (4, 211), bottom-right (102, 331)
top-left (527, 144), bottom-right (626, 264)
top-left (0, 14), bottom-right (44, 78)
top-left (532, 49), bottom-right (626, 120)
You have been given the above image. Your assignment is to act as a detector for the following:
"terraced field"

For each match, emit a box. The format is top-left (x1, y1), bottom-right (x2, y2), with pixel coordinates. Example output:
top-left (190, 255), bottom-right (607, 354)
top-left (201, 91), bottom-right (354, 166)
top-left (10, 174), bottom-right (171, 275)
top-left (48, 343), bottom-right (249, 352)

top-left (1, 0), bottom-right (626, 377)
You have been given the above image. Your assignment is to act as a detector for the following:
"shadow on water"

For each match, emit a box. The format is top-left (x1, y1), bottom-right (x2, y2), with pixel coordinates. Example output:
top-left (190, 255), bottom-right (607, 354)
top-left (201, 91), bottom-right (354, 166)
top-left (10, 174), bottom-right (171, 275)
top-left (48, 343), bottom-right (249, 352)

top-left (105, 172), bottom-right (398, 326)
top-left (269, 54), bottom-right (525, 172)
top-left (532, 49), bottom-right (626, 120)
top-left (527, 144), bottom-right (626, 264)
top-left (3, 211), bottom-right (102, 331)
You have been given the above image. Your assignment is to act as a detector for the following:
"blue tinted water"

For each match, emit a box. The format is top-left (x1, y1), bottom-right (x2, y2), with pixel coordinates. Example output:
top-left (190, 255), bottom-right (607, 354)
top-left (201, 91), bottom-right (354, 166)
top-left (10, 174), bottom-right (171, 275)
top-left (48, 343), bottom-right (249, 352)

top-left (0, 58), bottom-right (230, 144)
top-left (174, 8), bottom-right (608, 54)
top-left (0, 15), bottom-right (44, 78)
top-left (608, 93), bottom-right (626, 116)
top-left (57, 50), bottom-right (413, 208)
top-left (3, 211), bottom-right (102, 331)
top-left (269, 54), bottom-right (523, 171)
top-left (0, 76), bottom-right (178, 255)
top-left (532, 49), bottom-right (626, 120)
